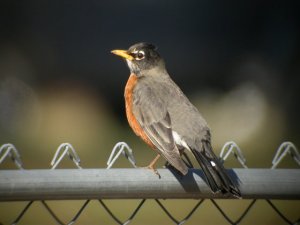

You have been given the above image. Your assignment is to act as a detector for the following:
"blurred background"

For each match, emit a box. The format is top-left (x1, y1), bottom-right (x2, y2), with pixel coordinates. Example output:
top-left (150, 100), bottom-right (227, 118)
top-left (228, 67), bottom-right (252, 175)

top-left (0, 0), bottom-right (299, 224)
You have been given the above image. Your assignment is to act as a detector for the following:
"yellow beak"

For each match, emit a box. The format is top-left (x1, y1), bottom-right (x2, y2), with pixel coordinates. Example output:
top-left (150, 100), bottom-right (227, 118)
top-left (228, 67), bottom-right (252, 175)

top-left (111, 49), bottom-right (134, 61)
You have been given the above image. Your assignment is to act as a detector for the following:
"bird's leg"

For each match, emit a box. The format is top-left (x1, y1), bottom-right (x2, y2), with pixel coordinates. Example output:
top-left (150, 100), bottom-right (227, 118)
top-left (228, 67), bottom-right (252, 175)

top-left (147, 154), bottom-right (161, 178)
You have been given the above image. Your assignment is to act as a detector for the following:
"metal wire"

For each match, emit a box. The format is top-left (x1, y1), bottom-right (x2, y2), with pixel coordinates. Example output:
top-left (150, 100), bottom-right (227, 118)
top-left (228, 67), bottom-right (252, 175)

top-left (11, 201), bottom-right (34, 225)
top-left (98, 199), bottom-right (146, 225)
top-left (0, 143), bottom-right (23, 169)
top-left (0, 141), bottom-right (299, 225)
top-left (51, 143), bottom-right (82, 169)
top-left (265, 199), bottom-right (293, 225)
top-left (41, 201), bottom-right (66, 225)
top-left (107, 142), bottom-right (137, 169)
top-left (271, 142), bottom-right (300, 169)
top-left (210, 199), bottom-right (257, 225)
top-left (220, 141), bottom-right (248, 168)
top-left (67, 200), bottom-right (90, 225)
top-left (155, 199), bottom-right (205, 225)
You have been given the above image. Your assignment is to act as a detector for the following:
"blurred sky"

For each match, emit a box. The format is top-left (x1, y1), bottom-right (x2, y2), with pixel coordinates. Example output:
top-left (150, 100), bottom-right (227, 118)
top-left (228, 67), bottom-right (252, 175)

top-left (0, 0), bottom-right (300, 168)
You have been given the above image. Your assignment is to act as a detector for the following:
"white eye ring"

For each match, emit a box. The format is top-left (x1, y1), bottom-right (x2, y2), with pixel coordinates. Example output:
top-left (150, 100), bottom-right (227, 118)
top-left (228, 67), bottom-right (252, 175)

top-left (135, 50), bottom-right (145, 60)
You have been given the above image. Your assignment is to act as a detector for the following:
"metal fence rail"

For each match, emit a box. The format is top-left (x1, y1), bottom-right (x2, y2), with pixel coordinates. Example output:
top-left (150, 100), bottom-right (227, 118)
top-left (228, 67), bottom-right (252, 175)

top-left (1, 169), bottom-right (300, 201)
top-left (0, 141), bottom-right (300, 225)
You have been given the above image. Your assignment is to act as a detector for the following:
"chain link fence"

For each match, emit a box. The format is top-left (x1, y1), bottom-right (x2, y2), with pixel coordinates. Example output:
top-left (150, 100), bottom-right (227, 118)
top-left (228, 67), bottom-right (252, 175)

top-left (0, 141), bottom-right (299, 225)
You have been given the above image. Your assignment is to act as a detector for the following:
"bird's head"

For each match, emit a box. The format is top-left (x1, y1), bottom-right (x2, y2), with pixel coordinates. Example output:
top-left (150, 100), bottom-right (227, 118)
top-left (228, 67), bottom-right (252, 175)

top-left (111, 42), bottom-right (165, 76)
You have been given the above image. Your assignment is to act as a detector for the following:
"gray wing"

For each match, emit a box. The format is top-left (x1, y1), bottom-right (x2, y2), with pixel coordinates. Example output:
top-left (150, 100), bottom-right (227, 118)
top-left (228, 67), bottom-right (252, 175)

top-left (132, 85), bottom-right (188, 175)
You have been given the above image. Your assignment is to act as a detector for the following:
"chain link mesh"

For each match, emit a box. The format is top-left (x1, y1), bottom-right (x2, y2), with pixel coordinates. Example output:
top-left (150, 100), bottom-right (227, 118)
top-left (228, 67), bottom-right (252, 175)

top-left (0, 141), bottom-right (299, 225)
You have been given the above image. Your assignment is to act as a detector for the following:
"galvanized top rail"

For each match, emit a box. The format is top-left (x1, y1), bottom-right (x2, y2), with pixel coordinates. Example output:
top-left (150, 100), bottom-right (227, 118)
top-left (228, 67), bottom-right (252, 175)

top-left (0, 168), bottom-right (299, 201)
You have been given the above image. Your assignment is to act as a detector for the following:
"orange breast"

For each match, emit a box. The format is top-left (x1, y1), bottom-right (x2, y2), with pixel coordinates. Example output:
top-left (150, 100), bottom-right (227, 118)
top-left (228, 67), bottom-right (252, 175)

top-left (125, 74), bottom-right (155, 149)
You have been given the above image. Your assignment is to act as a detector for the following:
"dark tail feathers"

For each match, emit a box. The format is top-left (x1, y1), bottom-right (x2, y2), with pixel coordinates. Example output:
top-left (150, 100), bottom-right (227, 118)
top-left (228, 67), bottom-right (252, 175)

top-left (191, 141), bottom-right (241, 198)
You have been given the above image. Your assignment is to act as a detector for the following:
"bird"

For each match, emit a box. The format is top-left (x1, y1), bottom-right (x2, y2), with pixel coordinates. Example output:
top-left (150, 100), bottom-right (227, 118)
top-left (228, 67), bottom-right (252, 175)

top-left (111, 42), bottom-right (241, 197)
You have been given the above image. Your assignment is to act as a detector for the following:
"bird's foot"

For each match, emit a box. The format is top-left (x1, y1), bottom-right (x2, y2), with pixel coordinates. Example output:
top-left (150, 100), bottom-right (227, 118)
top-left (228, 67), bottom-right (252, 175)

top-left (147, 164), bottom-right (161, 179)
top-left (140, 154), bottom-right (161, 178)
top-left (138, 165), bottom-right (161, 178)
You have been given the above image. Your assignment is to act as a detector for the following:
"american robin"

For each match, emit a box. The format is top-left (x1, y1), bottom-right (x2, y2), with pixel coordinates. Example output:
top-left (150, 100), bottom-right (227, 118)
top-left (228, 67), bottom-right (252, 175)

top-left (111, 42), bottom-right (240, 197)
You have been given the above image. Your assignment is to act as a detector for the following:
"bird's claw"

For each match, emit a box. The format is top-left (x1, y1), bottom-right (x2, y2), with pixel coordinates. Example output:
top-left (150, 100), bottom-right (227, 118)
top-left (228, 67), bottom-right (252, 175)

top-left (148, 165), bottom-right (161, 179)
top-left (138, 165), bottom-right (161, 178)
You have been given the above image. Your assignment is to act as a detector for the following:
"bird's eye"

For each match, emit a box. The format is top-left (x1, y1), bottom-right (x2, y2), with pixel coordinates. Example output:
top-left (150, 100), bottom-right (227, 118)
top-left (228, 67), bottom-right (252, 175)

top-left (135, 51), bottom-right (145, 60)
